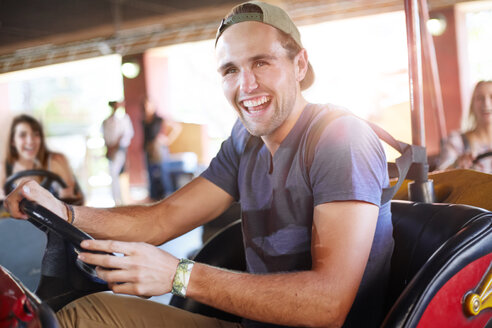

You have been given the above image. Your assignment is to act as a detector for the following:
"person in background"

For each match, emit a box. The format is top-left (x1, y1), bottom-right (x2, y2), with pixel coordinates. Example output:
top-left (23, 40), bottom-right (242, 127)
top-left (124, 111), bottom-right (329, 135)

top-left (5, 2), bottom-right (392, 327)
top-left (102, 101), bottom-right (134, 205)
top-left (438, 80), bottom-right (492, 173)
top-left (0, 114), bottom-right (82, 202)
top-left (141, 97), bottom-right (182, 200)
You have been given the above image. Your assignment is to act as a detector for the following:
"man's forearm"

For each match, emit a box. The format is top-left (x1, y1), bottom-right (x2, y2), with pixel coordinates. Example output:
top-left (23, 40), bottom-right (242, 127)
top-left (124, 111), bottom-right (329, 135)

top-left (187, 263), bottom-right (354, 328)
top-left (73, 204), bottom-right (168, 244)
top-left (72, 177), bottom-right (235, 245)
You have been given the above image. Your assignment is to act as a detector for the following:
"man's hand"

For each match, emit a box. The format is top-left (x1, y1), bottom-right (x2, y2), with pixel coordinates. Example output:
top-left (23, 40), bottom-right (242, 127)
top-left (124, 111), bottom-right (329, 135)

top-left (4, 180), bottom-right (67, 221)
top-left (78, 239), bottom-right (180, 297)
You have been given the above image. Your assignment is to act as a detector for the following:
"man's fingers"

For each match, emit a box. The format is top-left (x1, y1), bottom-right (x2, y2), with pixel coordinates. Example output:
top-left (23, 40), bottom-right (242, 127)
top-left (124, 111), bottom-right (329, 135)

top-left (78, 251), bottom-right (126, 269)
top-left (81, 239), bottom-right (136, 255)
top-left (96, 267), bottom-right (134, 284)
top-left (4, 184), bottom-right (28, 219)
top-left (21, 180), bottom-right (39, 200)
top-left (5, 180), bottom-right (54, 220)
top-left (110, 282), bottom-right (151, 296)
top-left (110, 282), bottom-right (134, 295)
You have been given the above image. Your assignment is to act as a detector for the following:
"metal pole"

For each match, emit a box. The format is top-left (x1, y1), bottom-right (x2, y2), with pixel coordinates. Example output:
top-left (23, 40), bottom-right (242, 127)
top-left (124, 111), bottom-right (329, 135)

top-left (404, 0), bottom-right (436, 203)
top-left (404, 0), bottom-right (426, 147)
top-left (419, 0), bottom-right (447, 142)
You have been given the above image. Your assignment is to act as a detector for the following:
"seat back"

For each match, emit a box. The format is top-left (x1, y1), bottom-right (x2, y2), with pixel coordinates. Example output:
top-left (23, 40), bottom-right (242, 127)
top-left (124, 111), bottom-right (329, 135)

top-left (170, 201), bottom-right (492, 327)
top-left (387, 200), bottom-right (489, 306)
top-left (383, 200), bottom-right (492, 327)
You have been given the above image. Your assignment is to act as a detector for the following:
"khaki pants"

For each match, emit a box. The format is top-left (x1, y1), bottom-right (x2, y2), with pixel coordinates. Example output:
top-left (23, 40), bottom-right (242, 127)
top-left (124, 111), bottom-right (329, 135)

top-left (56, 292), bottom-right (243, 328)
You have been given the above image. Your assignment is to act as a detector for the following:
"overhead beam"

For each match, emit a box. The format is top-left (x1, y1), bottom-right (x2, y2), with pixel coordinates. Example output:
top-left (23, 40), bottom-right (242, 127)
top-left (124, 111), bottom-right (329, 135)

top-left (0, 0), bottom-right (476, 74)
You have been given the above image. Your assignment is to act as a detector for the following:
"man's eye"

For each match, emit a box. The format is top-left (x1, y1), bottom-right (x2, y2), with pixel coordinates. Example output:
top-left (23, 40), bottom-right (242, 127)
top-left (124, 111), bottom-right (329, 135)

top-left (254, 61), bottom-right (267, 68)
top-left (224, 67), bottom-right (238, 75)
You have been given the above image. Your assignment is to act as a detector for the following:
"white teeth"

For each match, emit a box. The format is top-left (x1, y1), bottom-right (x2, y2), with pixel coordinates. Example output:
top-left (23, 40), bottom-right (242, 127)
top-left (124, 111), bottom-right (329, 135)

top-left (243, 96), bottom-right (269, 108)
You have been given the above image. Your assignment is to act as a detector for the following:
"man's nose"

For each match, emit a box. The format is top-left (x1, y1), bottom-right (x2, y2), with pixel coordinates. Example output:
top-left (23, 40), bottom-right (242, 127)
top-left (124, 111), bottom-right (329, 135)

top-left (239, 69), bottom-right (258, 93)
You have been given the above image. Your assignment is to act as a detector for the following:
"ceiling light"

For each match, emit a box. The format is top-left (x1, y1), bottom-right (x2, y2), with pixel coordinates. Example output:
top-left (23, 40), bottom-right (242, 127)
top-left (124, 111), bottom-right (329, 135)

top-left (121, 61), bottom-right (140, 79)
top-left (427, 14), bottom-right (447, 36)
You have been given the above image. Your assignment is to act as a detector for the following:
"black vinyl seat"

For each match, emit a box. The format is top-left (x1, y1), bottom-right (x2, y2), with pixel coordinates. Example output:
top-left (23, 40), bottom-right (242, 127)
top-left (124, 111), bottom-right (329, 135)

top-left (382, 201), bottom-right (492, 327)
top-left (170, 200), bottom-right (492, 327)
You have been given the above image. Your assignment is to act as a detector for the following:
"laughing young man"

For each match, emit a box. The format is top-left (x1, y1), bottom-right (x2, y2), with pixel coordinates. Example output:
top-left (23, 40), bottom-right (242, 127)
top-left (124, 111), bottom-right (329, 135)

top-left (5, 2), bottom-right (393, 327)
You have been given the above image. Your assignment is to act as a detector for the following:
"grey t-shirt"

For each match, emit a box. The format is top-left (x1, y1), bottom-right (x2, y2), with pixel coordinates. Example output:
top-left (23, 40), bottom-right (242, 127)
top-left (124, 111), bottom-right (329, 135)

top-left (201, 104), bottom-right (394, 327)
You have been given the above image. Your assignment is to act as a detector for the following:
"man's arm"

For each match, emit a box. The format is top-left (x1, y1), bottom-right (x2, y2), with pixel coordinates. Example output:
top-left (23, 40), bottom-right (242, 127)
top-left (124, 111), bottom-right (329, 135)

top-left (76, 177), bottom-right (235, 244)
top-left (4, 177), bottom-right (234, 245)
top-left (82, 200), bottom-right (378, 327)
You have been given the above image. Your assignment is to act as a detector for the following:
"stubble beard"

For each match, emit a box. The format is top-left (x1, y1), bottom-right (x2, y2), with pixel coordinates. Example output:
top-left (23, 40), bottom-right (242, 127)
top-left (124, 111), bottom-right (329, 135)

top-left (239, 106), bottom-right (286, 137)
top-left (238, 81), bottom-right (297, 137)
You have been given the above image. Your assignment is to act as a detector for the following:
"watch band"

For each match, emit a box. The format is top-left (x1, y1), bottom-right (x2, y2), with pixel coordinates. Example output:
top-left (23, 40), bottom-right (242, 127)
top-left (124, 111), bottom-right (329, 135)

top-left (171, 258), bottom-right (195, 298)
top-left (65, 203), bottom-right (75, 225)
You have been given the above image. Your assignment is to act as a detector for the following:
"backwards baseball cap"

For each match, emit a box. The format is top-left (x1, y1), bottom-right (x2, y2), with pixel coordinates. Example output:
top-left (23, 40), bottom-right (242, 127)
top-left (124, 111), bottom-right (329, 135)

top-left (215, 1), bottom-right (315, 90)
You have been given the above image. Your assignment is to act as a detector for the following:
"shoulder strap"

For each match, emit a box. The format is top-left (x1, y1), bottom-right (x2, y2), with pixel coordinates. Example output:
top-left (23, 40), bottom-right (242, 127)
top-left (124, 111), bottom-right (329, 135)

top-left (305, 107), bottom-right (349, 172)
top-left (305, 107), bottom-right (425, 204)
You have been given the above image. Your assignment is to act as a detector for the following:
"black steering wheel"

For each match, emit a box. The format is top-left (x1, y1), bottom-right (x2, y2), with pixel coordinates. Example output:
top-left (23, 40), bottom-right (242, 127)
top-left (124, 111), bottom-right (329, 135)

top-left (4, 169), bottom-right (67, 196)
top-left (19, 199), bottom-right (110, 283)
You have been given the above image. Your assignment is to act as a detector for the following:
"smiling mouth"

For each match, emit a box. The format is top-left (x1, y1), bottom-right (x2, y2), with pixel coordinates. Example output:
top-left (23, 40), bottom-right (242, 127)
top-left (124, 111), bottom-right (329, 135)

top-left (21, 146), bottom-right (38, 155)
top-left (241, 96), bottom-right (271, 114)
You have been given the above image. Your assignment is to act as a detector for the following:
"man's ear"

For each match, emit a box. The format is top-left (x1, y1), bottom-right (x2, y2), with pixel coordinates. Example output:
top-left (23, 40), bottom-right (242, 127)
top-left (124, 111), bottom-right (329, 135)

top-left (294, 49), bottom-right (309, 83)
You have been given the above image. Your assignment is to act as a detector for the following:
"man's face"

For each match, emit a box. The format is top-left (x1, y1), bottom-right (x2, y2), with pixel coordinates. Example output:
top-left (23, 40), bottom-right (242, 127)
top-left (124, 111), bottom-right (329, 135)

top-left (216, 21), bottom-right (301, 138)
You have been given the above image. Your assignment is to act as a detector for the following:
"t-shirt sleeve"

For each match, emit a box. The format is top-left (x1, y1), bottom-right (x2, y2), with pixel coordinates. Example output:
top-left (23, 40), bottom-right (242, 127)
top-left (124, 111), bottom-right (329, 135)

top-left (310, 116), bottom-right (389, 207)
top-left (200, 120), bottom-right (245, 200)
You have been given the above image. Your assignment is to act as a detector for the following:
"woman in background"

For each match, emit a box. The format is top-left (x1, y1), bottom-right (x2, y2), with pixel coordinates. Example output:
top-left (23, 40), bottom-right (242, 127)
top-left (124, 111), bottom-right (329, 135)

top-left (438, 80), bottom-right (492, 173)
top-left (0, 114), bottom-right (82, 201)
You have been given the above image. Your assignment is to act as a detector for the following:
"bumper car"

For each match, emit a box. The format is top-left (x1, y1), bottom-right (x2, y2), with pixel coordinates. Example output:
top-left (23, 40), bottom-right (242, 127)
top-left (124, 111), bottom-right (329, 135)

top-left (0, 266), bottom-right (58, 328)
top-left (3, 192), bottom-right (492, 327)
top-left (0, 199), bottom-right (107, 328)
top-left (2, 0), bottom-right (492, 327)
top-left (0, 170), bottom-right (88, 328)
top-left (0, 168), bottom-right (84, 291)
